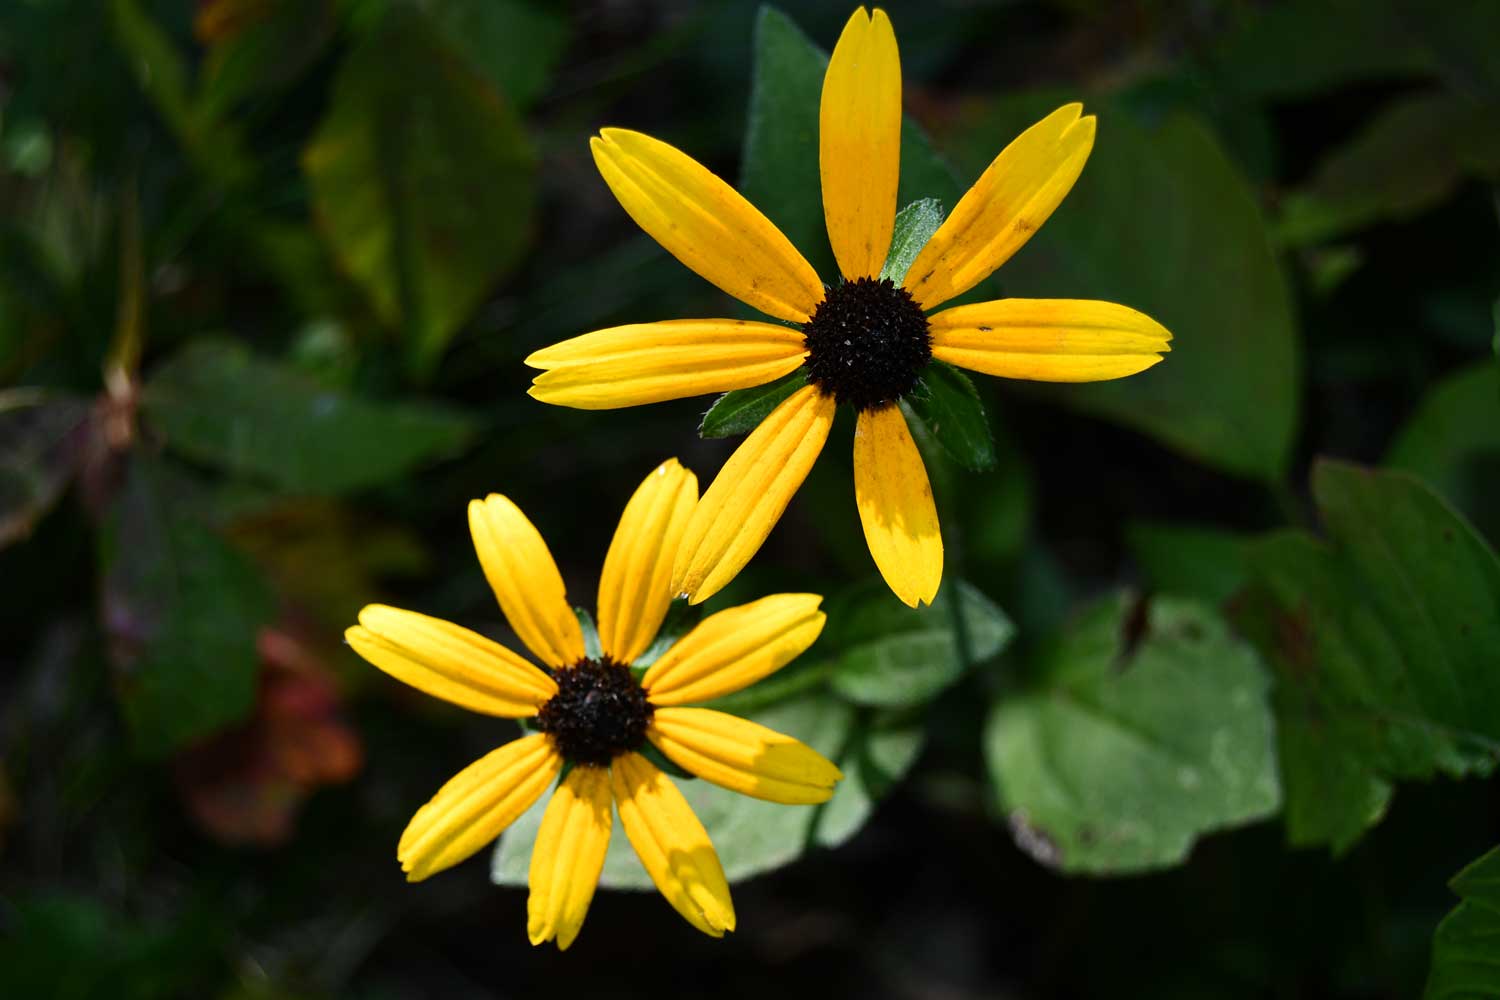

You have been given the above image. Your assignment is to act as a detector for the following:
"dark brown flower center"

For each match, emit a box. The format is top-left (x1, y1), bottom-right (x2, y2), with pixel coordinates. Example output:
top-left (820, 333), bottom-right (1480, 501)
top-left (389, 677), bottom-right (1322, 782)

top-left (536, 659), bottom-right (653, 766)
top-left (802, 276), bottom-right (932, 410)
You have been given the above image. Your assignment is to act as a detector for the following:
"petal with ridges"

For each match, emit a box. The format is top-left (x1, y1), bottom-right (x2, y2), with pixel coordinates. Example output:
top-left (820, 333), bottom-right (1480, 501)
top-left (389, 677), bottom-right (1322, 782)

top-left (820, 7), bottom-right (901, 280)
top-left (597, 459), bottom-right (699, 665)
top-left (592, 129), bottom-right (824, 323)
top-left (525, 320), bottom-right (807, 410)
top-left (641, 593), bottom-right (826, 705)
top-left (527, 765), bottom-right (612, 951)
top-left (853, 406), bottom-right (942, 607)
top-left (649, 707), bottom-right (841, 804)
top-left (671, 385), bottom-right (835, 604)
top-left (398, 734), bottom-right (561, 882)
top-left (929, 298), bottom-right (1172, 382)
top-left (610, 752), bottom-right (735, 937)
top-left (347, 605), bottom-right (555, 717)
top-left (904, 104), bottom-right (1095, 311)
top-left (469, 495), bottom-right (585, 668)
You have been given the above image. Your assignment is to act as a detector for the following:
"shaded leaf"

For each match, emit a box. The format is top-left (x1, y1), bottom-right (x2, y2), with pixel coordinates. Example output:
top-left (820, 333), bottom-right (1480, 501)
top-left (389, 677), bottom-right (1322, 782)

top-left (1126, 521), bottom-right (1252, 605)
top-left (1425, 843), bottom-right (1500, 999)
top-left (1234, 460), bottom-right (1500, 852)
top-left (902, 362), bottom-right (996, 472)
top-left (141, 339), bottom-right (474, 494)
top-left (196, 0), bottom-right (337, 116)
top-left (698, 368), bottom-right (807, 439)
top-left (101, 459), bottom-right (274, 756)
top-left (303, 5), bottom-right (535, 375)
top-left (0, 394), bottom-right (89, 549)
top-left (826, 579), bottom-right (1014, 708)
top-left (427, 0), bottom-right (570, 112)
top-left (985, 594), bottom-right (1279, 874)
top-left (1385, 359), bottom-right (1500, 536)
top-left (812, 708), bottom-right (925, 848)
top-left (946, 95), bottom-right (1300, 481)
top-left (1278, 93), bottom-right (1500, 246)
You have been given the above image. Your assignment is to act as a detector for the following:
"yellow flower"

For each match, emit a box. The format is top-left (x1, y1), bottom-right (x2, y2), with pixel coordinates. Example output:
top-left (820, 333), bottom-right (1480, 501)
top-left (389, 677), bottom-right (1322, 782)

top-left (345, 459), bottom-right (840, 950)
top-left (526, 7), bottom-right (1172, 609)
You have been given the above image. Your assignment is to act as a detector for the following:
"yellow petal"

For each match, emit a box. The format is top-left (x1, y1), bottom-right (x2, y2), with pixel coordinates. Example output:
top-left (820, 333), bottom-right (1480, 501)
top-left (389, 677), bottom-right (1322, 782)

top-left (820, 6), bottom-right (901, 280)
top-left (853, 405), bottom-right (942, 607)
top-left (610, 752), bottom-right (735, 937)
top-left (903, 104), bottom-right (1096, 310)
top-left (592, 129), bottom-right (824, 324)
top-left (469, 494), bottom-right (585, 669)
top-left (346, 605), bottom-right (556, 717)
top-left (671, 385), bottom-right (835, 604)
top-left (527, 765), bottom-right (612, 951)
top-left (649, 707), bottom-right (841, 804)
top-left (525, 320), bottom-right (808, 410)
top-left (597, 459), bottom-right (699, 665)
top-left (641, 593), bottom-right (826, 706)
top-left (929, 298), bottom-right (1172, 382)
top-left (398, 734), bottom-right (561, 882)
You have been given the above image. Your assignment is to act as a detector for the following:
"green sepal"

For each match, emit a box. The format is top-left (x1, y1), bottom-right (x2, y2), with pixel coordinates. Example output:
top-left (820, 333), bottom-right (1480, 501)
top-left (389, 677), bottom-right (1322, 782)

top-left (630, 597), bottom-right (702, 676)
top-left (880, 198), bottom-right (944, 285)
top-left (637, 741), bottom-right (696, 781)
top-left (901, 362), bottom-right (997, 471)
top-left (699, 368), bottom-right (807, 439)
top-left (574, 606), bottom-right (602, 660)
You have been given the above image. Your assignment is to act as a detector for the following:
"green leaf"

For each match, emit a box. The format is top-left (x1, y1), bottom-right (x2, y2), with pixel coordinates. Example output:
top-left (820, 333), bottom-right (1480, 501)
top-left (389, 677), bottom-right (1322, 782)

top-left (901, 362), bottom-right (996, 472)
top-left (880, 198), bottom-right (944, 285)
top-left (698, 368), bottom-right (807, 439)
top-left (141, 339), bottom-right (474, 494)
top-left (1385, 360), bottom-right (1500, 535)
top-left (196, 0), bottom-right (336, 118)
top-left (427, 0), bottom-right (570, 112)
top-left (947, 95), bottom-right (1300, 481)
top-left (740, 7), bottom-right (961, 281)
top-left (303, 5), bottom-right (535, 376)
top-left (1425, 843), bottom-right (1500, 999)
top-left (1234, 460), bottom-right (1500, 852)
top-left (575, 607), bottom-right (602, 660)
top-left (493, 694), bottom-right (858, 886)
top-left (826, 579), bottom-right (1014, 708)
top-left (985, 594), bottom-right (1279, 874)
top-left (811, 708), bottom-right (925, 848)
top-left (1126, 521), bottom-right (1252, 605)
top-left (630, 597), bottom-right (702, 671)
top-left (1277, 92), bottom-right (1500, 246)
top-left (100, 459), bottom-right (274, 757)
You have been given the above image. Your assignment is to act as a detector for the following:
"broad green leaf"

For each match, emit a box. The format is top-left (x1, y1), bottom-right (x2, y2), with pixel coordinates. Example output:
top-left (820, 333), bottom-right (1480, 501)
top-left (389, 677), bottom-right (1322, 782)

top-left (1125, 522), bottom-right (1251, 605)
top-left (985, 594), bottom-right (1279, 874)
top-left (0, 394), bottom-right (89, 549)
top-left (698, 368), bottom-right (807, 439)
top-left (811, 708), bottom-right (925, 848)
top-left (1425, 843), bottom-right (1500, 999)
top-left (880, 198), bottom-right (944, 285)
top-left (1278, 93), bottom-right (1500, 246)
top-left (826, 579), bottom-right (1014, 708)
top-left (1385, 360), bottom-right (1500, 535)
top-left (492, 694), bottom-right (858, 887)
top-left (1236, 460), bottom-right (1500, 852)
top-left (427, 0), bottom-right (570, 112)
top-left (740, 7), bottom-right (962, 282)
top-left (946, 95), bottom-right (1300, 481)
top-left (101, 459), bottom-right (274, 756)
top-left (303, 5), bottom-right (535, 376)
top-left (901, 362), bottom-right (996, 472)
top-left (141, 339), bottom-right (474, 494)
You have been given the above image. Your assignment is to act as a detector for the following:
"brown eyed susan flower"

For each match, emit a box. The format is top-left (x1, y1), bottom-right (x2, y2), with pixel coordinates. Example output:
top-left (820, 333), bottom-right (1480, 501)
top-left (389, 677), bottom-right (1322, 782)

top-left (345, 459), bottom-right (840, 950)
top-left (525, 7), bottom-right (1171, 609)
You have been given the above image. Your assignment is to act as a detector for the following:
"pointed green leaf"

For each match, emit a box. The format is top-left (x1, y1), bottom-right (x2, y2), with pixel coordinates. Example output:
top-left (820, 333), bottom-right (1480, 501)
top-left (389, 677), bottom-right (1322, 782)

top-left (1425, 843), bottom-right (1500, 999)
top-left (880, 198), bottom-right (944, 284)
top-left (1235, 460), bottom-right (1500, 852)
top-left (698, 368), bottom-right (807, 439)
top-left (901, 362), bottom-right (996, 472)
top-left (303, 5), bottom-right (535, 376)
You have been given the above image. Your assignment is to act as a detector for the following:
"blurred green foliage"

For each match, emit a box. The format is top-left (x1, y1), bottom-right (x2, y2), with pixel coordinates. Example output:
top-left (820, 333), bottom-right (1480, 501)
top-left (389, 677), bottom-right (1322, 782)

top-left (1, 0), bottom-right (1498, 996)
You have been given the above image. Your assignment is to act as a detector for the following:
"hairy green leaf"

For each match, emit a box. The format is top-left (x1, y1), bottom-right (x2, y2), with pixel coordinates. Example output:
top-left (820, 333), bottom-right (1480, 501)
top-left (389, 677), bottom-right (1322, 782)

top-left (698, 368), bottom-right (807, 439)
